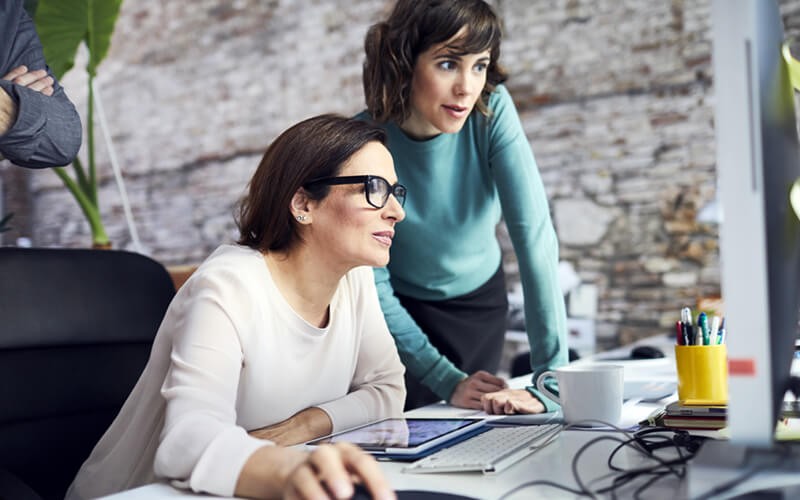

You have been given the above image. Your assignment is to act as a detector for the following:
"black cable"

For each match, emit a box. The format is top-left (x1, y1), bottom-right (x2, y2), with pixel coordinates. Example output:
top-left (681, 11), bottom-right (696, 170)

top-left (589, 429), bottom-right (695, 496)
top-left (498, 423), bottom-right (701, 499)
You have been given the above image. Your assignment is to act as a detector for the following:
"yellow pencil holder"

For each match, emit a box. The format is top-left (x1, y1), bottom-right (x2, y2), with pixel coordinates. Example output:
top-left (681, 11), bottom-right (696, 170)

top-left (674, 344), bottom-right (728, 405)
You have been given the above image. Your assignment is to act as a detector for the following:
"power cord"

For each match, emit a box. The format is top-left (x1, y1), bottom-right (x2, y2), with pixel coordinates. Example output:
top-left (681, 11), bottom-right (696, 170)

top-left (497, 420), bottom-right (704, 500)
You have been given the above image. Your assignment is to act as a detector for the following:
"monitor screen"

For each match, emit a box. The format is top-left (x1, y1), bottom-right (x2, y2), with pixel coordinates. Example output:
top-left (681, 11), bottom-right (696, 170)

top-left (713, 0), bottom-right (800, 447)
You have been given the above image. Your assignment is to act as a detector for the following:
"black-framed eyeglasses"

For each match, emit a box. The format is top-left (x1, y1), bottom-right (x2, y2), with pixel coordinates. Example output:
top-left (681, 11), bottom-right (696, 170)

top-left (304, 175), bottom-right (407, 209)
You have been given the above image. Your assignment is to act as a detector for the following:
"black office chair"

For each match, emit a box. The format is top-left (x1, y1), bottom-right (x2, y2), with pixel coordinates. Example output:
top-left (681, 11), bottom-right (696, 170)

top-left (0, 247), bottom-right (175, 500)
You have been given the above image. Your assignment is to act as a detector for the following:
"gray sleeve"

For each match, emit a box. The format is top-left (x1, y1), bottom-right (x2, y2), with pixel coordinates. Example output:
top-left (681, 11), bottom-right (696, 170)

top-left (0, 2), bottom-right (81, 168)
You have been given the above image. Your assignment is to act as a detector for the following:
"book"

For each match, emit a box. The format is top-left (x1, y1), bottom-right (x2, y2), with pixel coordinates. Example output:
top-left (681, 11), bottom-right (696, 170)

top-left (662, 414), bottom-right (727, 430)
top-left (665, 400), bottom-right (727, 417)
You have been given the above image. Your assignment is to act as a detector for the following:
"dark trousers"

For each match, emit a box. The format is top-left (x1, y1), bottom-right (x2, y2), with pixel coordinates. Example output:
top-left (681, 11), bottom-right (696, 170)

top-left (396, 265), bottom-right (509, 410)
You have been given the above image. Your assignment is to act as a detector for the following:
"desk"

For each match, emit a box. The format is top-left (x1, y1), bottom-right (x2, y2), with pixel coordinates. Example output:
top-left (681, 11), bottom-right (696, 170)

top-left (103, 338), bottom-right (692, 499)
top-left (99, 334), bottom-right (800, 499)
top-left (103, 426), bottom-right (688, 499)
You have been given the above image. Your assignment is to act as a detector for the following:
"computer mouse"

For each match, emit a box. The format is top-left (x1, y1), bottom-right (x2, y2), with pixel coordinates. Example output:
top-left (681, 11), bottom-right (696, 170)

top-left (351, 484), bottom-right (478, 500)
top-left (350, 483), bottom-right (374, 500)
top-left (630, 345), bottom-right (665, 359)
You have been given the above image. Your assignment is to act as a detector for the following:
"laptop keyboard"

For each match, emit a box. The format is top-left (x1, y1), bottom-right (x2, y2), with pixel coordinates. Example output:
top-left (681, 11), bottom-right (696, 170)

top-left (403, 423), bottom-right (562, 474)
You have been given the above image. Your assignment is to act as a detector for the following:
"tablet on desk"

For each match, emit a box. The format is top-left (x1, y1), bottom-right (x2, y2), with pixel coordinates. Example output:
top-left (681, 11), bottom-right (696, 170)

top-left (305, 418), bottom-right (485, 458)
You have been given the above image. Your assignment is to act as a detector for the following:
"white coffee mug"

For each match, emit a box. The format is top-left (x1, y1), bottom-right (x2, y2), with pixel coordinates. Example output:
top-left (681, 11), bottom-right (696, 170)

top-left (535, 364), bottom-right (624, 425)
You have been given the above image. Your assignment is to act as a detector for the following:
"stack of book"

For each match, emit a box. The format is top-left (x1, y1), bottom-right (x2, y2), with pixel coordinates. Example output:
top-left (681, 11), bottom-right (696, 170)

top-left (661, 401), bottom-right (727, 430)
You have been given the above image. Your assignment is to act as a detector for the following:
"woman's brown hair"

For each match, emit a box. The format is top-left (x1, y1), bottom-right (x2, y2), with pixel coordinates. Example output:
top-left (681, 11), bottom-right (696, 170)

top-left (363, 0), bottom-right (507, 124)
top-left (237, 115), bottom-right (387, 252)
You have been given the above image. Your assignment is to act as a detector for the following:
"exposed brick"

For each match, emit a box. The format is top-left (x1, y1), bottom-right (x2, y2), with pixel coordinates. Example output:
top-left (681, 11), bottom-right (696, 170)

top-left (2, 0), bottom-right (798, 348)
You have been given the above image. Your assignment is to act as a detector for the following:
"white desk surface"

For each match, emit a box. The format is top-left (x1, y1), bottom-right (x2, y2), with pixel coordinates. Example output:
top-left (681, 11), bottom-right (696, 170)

top-left (102, 334), bottom-right (777, 499)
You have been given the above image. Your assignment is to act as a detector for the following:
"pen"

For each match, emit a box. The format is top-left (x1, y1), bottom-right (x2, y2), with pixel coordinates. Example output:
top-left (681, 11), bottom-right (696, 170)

top-left (680, 321), bottom-right (691, 345)
top-left (675, 321), bottom-right (684, 345)
top-left (709, 315), bottom-right (720, 345)
top-left (681, 307), bottom-right (695, 345)
top-left (681, 307), bottom-right (692, 325)
top-left (698, 312), bottom-right (710, 345)
top-left (717, 318), bottom-right (726, 344)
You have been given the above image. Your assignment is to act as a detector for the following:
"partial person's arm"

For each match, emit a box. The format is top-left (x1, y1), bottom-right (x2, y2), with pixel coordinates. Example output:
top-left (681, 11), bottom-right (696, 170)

top-left (374, 267), bottom-right (506, 408)
top-left (154, 270), bottom-right (396, 498)
top-left (248, 407), bottom-right (332, 446)
top-left (485, 86), bottom-right (569, 413)
top-left (374, 266), bottom-right (468, 400)
top-left (313, 267), bottom-right (406, 431)
top-left (153, 272), bottom-right (272, 496)
top-left (250, 268), bottom-right (406, 445)
top-left (0, 86), bottom-right (16, 134)
top-left (237, 442), bottom-right (395, 500)
top-left (0, 3), bottom-right (81, 168)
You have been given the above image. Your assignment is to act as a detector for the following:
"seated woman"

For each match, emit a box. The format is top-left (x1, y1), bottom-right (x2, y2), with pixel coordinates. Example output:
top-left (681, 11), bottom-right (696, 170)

top-left (68, 115), bottom-right (407, 500)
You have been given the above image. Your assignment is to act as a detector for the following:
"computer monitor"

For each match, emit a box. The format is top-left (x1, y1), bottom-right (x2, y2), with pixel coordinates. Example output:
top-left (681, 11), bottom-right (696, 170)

top-left (688, 0), bottom-right (800, 495)
top-left (713, 0), bottom-right (800, 448)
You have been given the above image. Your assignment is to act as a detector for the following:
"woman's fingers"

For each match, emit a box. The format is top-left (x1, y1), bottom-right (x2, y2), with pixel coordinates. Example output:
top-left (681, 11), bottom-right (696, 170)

top-left (284, 443), bottom-right (394, 500)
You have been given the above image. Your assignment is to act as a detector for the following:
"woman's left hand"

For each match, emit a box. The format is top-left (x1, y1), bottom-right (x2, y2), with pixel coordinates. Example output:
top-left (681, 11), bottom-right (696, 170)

top-left (249, 407), bottom-right (332, 446)
top-left (480, 388), bottom-right (545, 415)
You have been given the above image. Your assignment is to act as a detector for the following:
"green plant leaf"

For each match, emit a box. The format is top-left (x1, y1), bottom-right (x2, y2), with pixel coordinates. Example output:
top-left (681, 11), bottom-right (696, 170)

top-left (790, 177), bottom-right (800, 223)
top-left (33, 0), bottom-right (123, 247)
top-left (34, 0), bottom-right (123, 80)
top-left (782, 42), bottom-right (800, 93)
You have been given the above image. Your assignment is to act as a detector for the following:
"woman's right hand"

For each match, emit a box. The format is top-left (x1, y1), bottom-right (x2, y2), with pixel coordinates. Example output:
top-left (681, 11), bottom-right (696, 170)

top-left (449, 370), bottom-right (508, 409)
top-left (284, 442), bottom-right (395, 500)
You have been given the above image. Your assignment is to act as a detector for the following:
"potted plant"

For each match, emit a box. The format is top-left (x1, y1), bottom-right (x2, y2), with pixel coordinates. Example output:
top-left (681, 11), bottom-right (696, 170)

top-left (28, 0), bottom-right (124, 248)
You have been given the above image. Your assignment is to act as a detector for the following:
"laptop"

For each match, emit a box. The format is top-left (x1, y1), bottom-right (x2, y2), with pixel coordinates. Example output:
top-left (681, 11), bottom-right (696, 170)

top-left (305, 417), bottom-right (486, 460)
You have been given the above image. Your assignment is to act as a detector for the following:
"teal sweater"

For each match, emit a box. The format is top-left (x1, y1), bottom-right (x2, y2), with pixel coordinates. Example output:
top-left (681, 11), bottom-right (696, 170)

top-left (359, 85), bottom-right (568, 411)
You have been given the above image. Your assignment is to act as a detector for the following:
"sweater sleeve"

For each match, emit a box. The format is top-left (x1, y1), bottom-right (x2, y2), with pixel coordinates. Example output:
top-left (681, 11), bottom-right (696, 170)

top-left (487, 86), bottom-right (569, 412)
top-left (153, 271), bottom-right (268, 497)
top-left (0, 4), bottom-right (81, 168)
top-left (316, 267), bottom-right (406, 432)
top-left (373, 266), bottom-right (467, 401)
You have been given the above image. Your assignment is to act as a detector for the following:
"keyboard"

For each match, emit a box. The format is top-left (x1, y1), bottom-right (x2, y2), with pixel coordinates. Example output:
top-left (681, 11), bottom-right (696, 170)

top-left (403, 423), bottom-right (562, 474)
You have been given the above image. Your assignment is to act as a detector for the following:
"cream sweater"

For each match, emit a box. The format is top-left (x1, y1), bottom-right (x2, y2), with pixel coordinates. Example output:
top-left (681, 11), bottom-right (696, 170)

top-left (67, 245), bottom-right (405, 499)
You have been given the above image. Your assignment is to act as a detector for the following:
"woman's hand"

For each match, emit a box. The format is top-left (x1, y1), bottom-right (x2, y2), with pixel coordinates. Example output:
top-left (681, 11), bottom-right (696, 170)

top-left (449, 370), bottom-right (508, 409)
top-left (249, 407), bottom-right (332, 446)
top-left (481, 388), bottom-right (545, 415)
top-left (284, 443), bottom-right (395, 500)
top-left (2, 66), bottom-right (54, 96)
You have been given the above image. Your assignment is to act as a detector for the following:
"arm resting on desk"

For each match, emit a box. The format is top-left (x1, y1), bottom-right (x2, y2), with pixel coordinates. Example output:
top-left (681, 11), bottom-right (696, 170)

top-left (249, 407), bottom-right (332, 446)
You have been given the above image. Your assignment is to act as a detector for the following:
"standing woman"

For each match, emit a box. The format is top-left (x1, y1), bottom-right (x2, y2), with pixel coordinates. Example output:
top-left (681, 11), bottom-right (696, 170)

top-left (68, 115), bottom-right (405, 500)
top-left (360, 0), bottom-right (568, 412)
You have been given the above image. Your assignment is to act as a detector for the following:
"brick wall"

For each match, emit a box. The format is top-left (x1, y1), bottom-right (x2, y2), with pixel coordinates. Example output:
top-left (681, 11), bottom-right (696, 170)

top-left (3, 0), bottom-right (800, 348)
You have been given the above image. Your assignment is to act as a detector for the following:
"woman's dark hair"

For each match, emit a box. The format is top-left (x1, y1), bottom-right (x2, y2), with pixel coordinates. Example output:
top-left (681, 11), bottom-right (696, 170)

top-left (363, 0), bottom-right (507, 124)
top-left (236, 114), bottom-right (387, 252)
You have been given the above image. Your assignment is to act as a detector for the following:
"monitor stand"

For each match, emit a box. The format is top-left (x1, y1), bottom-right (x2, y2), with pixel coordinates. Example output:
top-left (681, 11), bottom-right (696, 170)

top-left (688, 440), bottom-right (800, 498)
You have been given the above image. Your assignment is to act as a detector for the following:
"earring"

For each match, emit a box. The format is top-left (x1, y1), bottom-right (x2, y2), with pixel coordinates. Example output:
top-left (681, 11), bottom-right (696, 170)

top-left (296, 215), bottom-right (307, 222)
